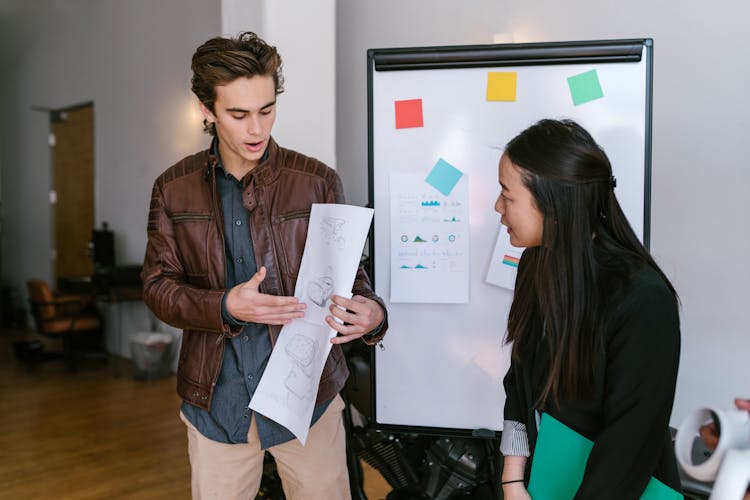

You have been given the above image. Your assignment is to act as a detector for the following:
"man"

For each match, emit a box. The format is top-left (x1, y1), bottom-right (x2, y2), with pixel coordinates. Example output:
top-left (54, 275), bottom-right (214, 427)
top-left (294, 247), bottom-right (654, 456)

top-left (141, 32), bottom-right (387, 499)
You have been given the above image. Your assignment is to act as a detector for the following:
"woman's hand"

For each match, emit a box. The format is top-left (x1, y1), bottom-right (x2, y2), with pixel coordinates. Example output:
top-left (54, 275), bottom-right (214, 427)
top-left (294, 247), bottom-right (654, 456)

top-left (502, 481), bottom-right (531, 500)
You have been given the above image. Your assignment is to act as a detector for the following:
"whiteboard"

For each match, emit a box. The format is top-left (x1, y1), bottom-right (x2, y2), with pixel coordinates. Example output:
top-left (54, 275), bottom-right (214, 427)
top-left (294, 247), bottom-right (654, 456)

top-left (368, 39), bottom-right (653, 435)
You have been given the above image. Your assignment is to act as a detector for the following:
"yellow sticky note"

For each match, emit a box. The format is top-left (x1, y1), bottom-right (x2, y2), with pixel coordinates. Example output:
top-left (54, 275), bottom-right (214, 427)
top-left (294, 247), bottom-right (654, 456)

top-left (486, 72), bottom-right (517, 101)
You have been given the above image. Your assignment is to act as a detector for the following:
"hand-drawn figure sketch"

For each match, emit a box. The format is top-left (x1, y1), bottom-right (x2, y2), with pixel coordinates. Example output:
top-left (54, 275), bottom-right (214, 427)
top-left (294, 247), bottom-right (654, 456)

top-left (321, 217), bottom-right (346, 249)
top-left (284, 334), bottom-right (317, 399)
top-left (307, 273), bottom-right (334, 307)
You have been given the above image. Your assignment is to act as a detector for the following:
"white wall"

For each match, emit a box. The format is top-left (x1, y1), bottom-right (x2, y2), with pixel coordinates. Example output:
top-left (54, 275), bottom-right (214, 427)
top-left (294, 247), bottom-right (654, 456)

top-left (0, 0), bottom-right (336, 357)
top-left (0, 0), bottom-right (218, 292)
top-left (222, 0), bottom-right (336, 168)
top-left (94, 1), bottom-right (218, 266)
top-left (0, 0), bottom-right (219, 354)
top-left (335, 1), bottom-right (750, 425)
top-left (221, 0), bottom-right (336, 168)
top-left (222, 0), bottom-right (263, 36)
top-left (261, 0), bottom-right (336, 168)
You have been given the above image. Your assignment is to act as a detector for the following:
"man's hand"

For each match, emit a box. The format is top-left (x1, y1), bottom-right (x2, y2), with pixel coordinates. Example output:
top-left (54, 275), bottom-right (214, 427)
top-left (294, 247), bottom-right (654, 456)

top-left (225, 267), bottom-right (306, 324)
top-left (735, 398), bottom-right (750, 413)
top-left (326, 295), bottom-right (384, 344)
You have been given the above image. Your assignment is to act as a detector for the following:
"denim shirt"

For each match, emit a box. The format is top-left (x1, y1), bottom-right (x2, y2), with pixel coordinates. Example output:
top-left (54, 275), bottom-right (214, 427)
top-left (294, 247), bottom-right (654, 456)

top-left (181, 141), bottom-right (331, 448)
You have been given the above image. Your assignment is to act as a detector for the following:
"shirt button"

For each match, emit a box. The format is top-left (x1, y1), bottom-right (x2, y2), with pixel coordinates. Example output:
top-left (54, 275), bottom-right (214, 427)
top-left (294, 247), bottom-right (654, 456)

top-left (235, 219), bottom-right (242, 226)
top-left (243, 335), bottom-right (249, 342)
top-left (248, 374), bottom-right (254, 380)
top-left (236, 257), bottom-right (244, 264)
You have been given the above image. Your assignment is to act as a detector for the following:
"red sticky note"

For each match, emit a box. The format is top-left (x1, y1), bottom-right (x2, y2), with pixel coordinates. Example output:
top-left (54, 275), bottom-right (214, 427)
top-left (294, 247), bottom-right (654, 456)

top-left (394, 99), bottom-right (424, 129)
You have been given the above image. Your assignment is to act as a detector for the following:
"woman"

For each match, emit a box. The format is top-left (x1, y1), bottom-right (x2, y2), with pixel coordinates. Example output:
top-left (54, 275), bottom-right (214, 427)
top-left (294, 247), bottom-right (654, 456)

top-left (495, 119), bottom-right (682, 499)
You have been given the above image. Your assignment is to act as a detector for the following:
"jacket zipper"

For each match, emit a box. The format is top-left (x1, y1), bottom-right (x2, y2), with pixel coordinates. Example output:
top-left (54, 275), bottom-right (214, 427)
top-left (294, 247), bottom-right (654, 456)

top-left (170, 213), bottom-right (213, 223)
top-left (275, 209), bottom-right (310, 223)
top-left (208, 170), bottom-right (229, 350)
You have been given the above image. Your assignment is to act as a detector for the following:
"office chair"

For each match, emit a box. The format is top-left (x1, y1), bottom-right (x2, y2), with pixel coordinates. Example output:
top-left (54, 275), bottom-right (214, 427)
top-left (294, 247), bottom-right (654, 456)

top-left (26, 279), bottom-right (105, 371)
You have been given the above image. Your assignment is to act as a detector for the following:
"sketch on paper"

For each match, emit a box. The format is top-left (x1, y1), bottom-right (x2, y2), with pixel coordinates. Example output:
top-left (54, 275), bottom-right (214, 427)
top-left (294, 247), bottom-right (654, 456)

top-left (249, 203), bottom-right (375, 444)
top-left (307, 268), bottom-right (334, 307)
top-left (285, 334), bottom-right (318, 400)
top-left (321, 217), bottom-right (346, 249)
top-left (300, 266), bottom-right (338, 327)
top-left (252, 321), bottom-right (330, 437)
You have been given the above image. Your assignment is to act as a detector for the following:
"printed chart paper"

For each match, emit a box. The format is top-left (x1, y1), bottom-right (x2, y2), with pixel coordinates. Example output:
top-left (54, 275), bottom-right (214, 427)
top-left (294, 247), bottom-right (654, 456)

top-left (390, 172), bottom-right (469, 303)
top-left (485, 223), bottom-right (523, 291)
top-left (249, 204), bottom-right (374, 444)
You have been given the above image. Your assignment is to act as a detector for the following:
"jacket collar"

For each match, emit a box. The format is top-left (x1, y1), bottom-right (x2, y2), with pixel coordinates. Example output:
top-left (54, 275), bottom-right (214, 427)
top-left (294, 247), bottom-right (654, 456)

top-left (240, 138), bottom-right (279, 212)
top-left (246, 137), bottom-right (279, 187)
top-left (203, 137), bottom-right (279, 185)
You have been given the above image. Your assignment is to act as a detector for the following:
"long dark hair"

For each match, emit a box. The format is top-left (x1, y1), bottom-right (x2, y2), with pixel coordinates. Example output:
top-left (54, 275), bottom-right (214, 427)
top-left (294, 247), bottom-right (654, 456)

top-left (504, 119), bottom-right (677, 406)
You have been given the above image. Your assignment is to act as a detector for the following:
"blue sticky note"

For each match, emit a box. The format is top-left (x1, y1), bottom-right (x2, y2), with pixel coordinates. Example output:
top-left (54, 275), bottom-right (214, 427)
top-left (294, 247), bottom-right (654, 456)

top-left (425, 159), bottom-right (463, 196)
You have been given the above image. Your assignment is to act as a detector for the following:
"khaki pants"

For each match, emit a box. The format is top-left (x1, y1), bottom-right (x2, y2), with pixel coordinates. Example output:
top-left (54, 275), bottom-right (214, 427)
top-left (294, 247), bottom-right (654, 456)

top-left (181, 394), bottom-right (350, 500)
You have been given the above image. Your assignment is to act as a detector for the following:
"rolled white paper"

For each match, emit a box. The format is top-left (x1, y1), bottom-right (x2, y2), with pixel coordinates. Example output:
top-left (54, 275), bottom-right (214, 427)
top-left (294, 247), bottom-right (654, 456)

top-left (709, 449), bottom-right (750, 500)
top-left (675, 407), bottom-right (750, 482)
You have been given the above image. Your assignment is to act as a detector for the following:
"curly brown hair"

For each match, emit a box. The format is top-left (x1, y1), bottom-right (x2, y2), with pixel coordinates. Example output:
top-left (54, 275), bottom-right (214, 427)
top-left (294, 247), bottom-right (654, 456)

top-left (191, 32), bottom-right (284, 136)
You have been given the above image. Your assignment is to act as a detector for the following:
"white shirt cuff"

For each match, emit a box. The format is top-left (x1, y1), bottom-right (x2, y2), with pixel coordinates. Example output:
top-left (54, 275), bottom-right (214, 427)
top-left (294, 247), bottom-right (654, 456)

top-left (500, 419), bottom-right (530, 457)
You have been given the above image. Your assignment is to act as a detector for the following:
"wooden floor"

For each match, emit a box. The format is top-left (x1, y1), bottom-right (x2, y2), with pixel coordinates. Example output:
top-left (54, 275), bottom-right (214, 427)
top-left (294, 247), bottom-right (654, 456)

top-left (0, 328), bottom-right (391, 499)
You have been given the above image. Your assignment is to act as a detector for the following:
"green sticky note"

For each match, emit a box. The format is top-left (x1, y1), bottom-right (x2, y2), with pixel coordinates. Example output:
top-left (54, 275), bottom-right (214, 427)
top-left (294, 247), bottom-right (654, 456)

top-left (528, 414), bottom-right (684, 500)
top-left (567, 69), bottom-right (604, 106)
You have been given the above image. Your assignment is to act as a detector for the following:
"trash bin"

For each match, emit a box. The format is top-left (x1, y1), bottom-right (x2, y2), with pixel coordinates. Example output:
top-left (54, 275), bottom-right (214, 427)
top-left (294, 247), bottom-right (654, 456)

top-left (130, 331), bottom-right (173, 380)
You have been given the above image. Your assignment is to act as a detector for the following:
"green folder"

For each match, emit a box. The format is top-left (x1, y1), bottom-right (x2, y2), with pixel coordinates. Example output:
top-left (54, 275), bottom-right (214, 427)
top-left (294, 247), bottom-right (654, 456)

top-left (527, 413), bottom-right (683, 499)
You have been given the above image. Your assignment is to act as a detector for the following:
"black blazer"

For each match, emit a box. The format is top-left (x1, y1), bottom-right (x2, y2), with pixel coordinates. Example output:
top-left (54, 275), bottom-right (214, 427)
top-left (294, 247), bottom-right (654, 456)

top-left (503, 265), bottom-right (682, 499)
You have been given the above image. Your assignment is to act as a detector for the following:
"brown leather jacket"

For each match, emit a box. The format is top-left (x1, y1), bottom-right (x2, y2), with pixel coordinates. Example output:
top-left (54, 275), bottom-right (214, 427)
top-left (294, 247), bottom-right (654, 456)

top-left (141, 138), bottom-right (387, 410)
